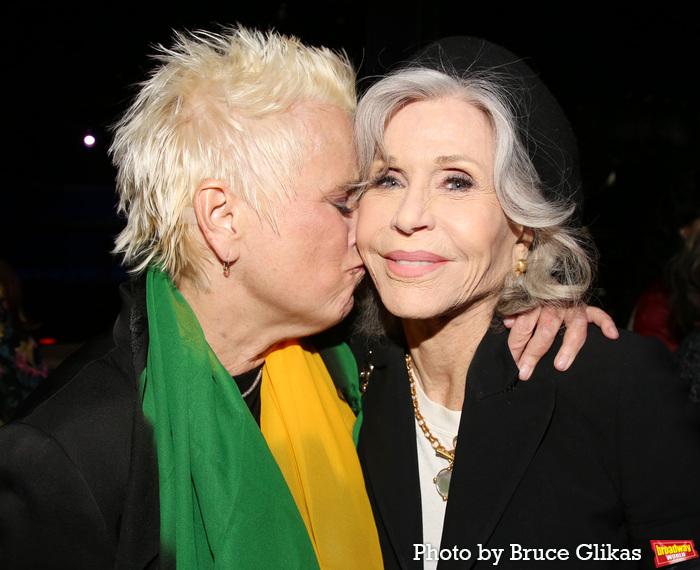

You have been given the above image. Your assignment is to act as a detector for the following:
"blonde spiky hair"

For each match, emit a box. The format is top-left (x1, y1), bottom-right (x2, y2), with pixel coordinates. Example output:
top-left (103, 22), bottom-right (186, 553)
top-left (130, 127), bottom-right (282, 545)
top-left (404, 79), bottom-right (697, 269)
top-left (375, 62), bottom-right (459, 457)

top-left (111, 26), bottom-right (356, 286)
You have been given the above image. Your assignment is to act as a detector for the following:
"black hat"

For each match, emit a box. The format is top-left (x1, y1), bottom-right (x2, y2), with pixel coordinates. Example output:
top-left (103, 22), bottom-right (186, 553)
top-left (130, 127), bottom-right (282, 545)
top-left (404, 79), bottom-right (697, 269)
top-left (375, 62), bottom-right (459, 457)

top-left (407, 37), bottom-right (582, 208)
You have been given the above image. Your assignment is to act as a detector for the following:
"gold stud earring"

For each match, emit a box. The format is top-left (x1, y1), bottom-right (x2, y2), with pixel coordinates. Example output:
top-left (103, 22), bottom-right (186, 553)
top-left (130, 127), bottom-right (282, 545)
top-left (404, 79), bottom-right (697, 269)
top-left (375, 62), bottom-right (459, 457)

top-left (515, 260), bottom-right (528, 277)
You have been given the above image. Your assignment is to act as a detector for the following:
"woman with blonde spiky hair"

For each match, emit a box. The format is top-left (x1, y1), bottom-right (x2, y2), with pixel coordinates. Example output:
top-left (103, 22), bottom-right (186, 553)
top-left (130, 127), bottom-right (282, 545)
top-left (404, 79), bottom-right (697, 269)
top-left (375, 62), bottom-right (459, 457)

top-left (0, 26), bottom-right (381, 569)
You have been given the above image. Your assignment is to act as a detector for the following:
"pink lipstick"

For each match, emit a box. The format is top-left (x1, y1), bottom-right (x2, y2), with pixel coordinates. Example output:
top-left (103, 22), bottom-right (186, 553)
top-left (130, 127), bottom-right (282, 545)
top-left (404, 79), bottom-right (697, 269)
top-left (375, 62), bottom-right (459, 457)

top-left (384, 250), bottom-right (448, 278)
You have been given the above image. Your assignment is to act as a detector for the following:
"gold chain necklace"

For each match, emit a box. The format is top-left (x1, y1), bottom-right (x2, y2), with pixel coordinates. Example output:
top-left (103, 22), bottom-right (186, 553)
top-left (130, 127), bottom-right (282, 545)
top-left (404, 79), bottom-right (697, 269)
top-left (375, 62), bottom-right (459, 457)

top-left (406, 354), bottom-right (457, 501)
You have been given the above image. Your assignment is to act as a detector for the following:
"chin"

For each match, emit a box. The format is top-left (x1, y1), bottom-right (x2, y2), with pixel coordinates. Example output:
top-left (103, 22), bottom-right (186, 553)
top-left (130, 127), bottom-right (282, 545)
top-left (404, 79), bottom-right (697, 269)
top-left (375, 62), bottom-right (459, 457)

top-left (383, 306), bottom-right (433, 322)
top-left (391, 310), bottom-right (437, 321)
top-left (381, 294), bottom-right (438, 321)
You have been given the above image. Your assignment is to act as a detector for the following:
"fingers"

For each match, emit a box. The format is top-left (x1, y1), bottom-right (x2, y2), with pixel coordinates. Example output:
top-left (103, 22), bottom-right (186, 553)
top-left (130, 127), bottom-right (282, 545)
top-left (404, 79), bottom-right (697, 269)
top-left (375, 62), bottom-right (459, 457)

top-left (505, 308), bottom-right (540, 366)
top-left (506, 304), bottom-right (619, 381)
top-left (553, 305), bottom-right (618, 372)
top-left (515, 306), bottom-right (566, 380)
top-left (553, 306), bottom-right (590, 373)
top-left (585, 306), bottom-right (619, 339)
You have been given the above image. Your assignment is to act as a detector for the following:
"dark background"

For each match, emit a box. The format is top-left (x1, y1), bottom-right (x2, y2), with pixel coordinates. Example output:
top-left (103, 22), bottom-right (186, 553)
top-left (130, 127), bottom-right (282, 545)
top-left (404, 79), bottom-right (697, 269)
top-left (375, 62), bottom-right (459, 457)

top-left (2, 1), bottom-right (698, 344)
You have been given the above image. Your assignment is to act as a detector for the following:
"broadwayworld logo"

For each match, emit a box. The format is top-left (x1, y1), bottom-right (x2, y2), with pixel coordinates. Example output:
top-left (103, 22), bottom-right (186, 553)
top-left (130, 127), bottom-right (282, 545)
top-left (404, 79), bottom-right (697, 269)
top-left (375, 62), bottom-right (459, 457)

top-left (651, 540), bottom-right (699, 568)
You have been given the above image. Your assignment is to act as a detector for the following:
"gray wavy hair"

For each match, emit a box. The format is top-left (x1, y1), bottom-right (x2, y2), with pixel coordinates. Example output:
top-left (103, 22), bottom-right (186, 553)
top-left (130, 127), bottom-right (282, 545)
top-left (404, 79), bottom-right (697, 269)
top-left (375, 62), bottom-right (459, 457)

top-left (353, 66), bottom-right (595, 336)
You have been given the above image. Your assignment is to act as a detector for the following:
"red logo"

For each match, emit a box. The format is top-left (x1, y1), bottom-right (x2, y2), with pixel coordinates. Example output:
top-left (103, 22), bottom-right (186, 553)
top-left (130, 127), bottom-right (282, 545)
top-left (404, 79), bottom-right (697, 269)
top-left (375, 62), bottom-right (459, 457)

top-left (651, 541), bottom-right (699, 567)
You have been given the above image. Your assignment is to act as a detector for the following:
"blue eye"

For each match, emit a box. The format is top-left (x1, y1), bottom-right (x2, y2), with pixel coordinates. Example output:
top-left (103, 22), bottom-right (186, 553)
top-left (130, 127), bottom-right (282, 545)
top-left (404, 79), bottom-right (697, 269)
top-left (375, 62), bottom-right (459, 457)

top-left (370, 174), bottom-right (402, 190)
top-left (443, 174), bottom-right (474, 191)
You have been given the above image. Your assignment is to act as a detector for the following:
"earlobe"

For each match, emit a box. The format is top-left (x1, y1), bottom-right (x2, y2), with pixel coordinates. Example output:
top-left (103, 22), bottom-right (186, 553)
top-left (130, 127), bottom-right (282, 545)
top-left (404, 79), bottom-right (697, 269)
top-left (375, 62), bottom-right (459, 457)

top-left (518, 227), bottom-right (534, 249)
top-left (513, 226), bottom-right (534, 262)
top-left (193, 179), bottom-right (243, 264)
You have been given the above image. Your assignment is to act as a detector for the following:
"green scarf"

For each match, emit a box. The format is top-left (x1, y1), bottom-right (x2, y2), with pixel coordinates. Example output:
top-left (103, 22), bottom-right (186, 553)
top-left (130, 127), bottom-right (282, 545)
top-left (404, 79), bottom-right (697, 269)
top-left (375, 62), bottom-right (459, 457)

top-left (140, 268), bottom-right (318, 568)
top-left (316, 341), bottom-right (364, 445)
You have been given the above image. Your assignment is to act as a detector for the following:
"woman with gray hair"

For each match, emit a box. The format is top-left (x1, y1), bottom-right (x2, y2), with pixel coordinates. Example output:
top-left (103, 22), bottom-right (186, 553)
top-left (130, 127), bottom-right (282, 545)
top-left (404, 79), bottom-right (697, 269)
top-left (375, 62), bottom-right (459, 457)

top-left (354, 37), bottom-right (700, 569)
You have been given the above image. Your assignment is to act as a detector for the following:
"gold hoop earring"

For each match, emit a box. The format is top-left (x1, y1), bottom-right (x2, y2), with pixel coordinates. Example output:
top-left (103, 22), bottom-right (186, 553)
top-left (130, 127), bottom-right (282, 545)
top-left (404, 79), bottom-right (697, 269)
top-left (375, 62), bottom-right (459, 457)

top-left (515, 260), bottom-right (528, 277)
top-left (223, 258), bottom-right (231, 278)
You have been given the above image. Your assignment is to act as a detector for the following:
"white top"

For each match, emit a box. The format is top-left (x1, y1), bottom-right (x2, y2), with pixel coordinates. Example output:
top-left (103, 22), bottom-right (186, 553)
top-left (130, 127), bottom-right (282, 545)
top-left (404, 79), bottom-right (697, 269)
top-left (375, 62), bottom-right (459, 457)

top-left (413, 378), bottom-right (462, 570)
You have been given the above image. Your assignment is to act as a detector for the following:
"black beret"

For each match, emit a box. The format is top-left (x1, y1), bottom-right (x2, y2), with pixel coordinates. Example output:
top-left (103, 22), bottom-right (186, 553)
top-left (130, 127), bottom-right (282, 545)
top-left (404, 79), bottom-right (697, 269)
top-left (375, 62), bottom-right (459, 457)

top-left (407, 37), bottom-right (582, 209)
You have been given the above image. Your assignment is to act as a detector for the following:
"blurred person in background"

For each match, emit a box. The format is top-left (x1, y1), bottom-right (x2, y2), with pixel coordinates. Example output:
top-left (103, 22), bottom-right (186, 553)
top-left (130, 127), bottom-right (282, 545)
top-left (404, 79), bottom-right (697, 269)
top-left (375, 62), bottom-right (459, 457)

top-left (668, 227), bottom-right (700, 402)
top-left (631, 173), bottom-right (700, 353)
top-left (0, 258), bottom-right (47, 425)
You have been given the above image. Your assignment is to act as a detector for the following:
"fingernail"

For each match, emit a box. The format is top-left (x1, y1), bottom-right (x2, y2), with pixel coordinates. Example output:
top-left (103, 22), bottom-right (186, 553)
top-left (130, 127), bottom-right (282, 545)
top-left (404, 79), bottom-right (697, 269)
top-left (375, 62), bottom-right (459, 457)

top-left (556, 354), bottom-right (571, 370)
top-left (608, 325), bottom-right (620, 338)
top-left (503, 317), bottom-right (515, 326)
top-left (519, 363), bottom-right (531, 380)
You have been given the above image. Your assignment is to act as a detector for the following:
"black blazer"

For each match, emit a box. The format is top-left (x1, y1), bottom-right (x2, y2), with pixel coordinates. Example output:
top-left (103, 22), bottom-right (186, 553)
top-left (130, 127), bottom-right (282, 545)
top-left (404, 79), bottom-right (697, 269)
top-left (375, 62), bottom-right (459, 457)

top-left (358, 327), bottom-right (700, 569)
top-left (0, 280), bottom-right (159, 569)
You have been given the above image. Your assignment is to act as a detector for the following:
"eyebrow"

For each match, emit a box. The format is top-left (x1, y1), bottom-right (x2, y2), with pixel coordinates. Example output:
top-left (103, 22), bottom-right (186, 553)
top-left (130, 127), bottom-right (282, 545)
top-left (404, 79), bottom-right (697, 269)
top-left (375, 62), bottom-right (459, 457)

top-left (381, 155), bottom-right (483, 173)
top-left (372, 158), bottom-right (399, 177)
top-left (433, 155), bottom-right (477, 167)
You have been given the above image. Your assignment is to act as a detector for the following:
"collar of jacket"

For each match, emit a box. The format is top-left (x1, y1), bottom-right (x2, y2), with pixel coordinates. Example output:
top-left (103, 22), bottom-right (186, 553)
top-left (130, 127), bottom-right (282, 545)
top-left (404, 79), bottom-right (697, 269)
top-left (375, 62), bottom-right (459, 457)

top-left (113, 274), bottom-right (149, 382)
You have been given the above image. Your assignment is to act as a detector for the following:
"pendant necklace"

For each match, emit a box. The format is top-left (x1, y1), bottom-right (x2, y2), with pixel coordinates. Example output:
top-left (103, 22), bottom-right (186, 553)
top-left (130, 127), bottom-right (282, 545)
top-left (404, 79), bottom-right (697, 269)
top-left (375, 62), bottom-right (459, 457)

top-left (406, 354), bottom-right (458, 501)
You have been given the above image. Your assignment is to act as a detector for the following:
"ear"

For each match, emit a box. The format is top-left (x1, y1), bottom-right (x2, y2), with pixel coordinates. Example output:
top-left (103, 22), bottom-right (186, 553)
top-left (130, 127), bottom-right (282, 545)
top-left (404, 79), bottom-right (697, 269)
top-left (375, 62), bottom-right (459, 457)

top-left (513, 226), bottom-right (534, 262)
top-left (192, 179), bottom-right (245, 264)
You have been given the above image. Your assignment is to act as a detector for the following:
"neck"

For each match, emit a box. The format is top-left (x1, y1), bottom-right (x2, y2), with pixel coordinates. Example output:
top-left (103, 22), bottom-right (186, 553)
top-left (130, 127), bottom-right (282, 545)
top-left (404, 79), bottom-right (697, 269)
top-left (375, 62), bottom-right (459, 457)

top-left (177, 274), bottom-right (289, 376)
top-left (402, 300), bottom-right (495, 411)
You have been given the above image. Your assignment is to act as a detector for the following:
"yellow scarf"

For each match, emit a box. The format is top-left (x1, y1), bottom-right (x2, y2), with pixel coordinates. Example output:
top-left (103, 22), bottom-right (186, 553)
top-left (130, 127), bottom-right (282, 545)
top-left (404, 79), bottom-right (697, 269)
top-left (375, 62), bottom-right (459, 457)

top-left (261, 340), bottom-right (383, 569)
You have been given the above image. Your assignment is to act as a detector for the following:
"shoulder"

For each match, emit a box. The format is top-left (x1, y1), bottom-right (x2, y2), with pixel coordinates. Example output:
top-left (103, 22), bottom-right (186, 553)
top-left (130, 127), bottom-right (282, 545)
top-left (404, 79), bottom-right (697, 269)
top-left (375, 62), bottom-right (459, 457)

top-left (0, 421), bottom-right (121, 568)
top-left (561, 331), bottom-right (700, 544)
top-left (549, 326), bottom-right (700, 438)
top-left (577, 323), bottom-right (670, 361)
top-left (1, 321), bottom-right (141, 481)
top-left (13, 278), bottom-right (147, 429)
top-left (2, 305), bottom-right (142, 502)
top-left (559, 324), bottom-right (676, 387)
top-left (0, 305), bottom-right (157, 566)
top-left (13, 329), bottom-right (138, 429)
top-left (553, 325), bottom-right (682, 397)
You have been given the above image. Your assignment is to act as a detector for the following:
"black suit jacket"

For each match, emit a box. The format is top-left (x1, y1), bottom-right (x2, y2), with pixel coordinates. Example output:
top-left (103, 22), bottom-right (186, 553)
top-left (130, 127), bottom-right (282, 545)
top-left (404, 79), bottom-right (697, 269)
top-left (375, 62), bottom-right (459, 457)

top-left (358, 327), bottom-right (700, 569)
top-left (0, 280), bottom-right (159, 569)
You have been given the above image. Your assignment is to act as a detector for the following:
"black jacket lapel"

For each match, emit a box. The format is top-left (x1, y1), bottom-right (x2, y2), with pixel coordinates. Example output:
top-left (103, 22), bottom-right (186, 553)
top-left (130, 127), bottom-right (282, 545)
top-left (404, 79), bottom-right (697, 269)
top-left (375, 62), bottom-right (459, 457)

top-left (439, 330), bottom-right (556, 568)
top-left (358, 343), bottom-right (424, 569)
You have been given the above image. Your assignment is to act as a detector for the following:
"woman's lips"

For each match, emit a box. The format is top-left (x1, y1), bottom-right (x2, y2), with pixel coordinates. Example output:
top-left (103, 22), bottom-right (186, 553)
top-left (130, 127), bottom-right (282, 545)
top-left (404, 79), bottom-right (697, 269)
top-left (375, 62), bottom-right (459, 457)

top-left (384, 250), bottom-right (448, 278)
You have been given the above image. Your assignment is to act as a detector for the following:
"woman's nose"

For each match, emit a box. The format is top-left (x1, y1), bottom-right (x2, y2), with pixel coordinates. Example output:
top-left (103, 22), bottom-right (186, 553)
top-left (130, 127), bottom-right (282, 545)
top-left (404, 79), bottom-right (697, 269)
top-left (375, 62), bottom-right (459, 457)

top-left (391, 188), bottom-right (434, 235)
